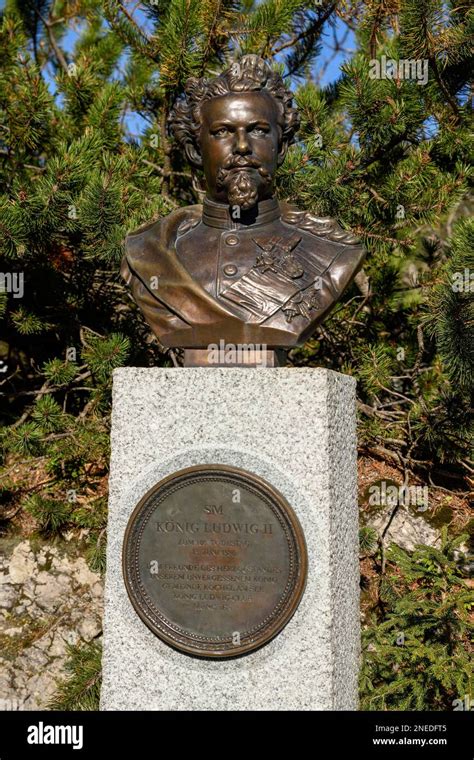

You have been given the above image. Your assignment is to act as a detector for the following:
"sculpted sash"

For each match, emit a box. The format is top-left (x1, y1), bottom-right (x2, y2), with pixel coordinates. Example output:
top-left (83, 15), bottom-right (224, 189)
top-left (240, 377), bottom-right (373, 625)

top-left (121, 205), bottom-right (243, 327)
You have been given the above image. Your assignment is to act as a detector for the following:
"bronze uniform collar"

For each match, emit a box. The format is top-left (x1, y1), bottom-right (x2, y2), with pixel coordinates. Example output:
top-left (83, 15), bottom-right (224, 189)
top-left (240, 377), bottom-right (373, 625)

top-left (202, 196), bottom-right (281, 230)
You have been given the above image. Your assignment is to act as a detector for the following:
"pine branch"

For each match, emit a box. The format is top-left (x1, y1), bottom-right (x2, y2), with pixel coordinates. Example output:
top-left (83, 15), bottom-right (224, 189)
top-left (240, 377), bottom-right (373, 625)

top-left (34, 7), bottom-right (69, 74)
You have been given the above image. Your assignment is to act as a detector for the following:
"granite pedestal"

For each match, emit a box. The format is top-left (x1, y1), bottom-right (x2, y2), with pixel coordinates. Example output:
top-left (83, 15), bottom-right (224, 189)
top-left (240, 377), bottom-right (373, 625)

top-left (100, 367), bottom-right (360, 710)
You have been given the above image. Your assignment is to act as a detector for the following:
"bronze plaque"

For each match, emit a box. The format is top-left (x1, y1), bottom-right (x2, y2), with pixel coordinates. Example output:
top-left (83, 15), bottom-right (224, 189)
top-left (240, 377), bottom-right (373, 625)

top-left (123, 465), bottom-right (307, 658)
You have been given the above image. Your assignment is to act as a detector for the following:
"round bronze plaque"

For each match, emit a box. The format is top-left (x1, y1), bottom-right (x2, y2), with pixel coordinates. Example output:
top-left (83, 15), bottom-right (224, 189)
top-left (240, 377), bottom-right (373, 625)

top-left (123, 465), bottom-right (307, 658)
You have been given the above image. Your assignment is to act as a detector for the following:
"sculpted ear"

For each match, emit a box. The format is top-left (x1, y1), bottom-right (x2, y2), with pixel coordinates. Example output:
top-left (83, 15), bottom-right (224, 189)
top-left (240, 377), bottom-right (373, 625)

top-left (277, 138), bottom-right (289, 167)
top-left (184, 142), bottom-right (203, 168)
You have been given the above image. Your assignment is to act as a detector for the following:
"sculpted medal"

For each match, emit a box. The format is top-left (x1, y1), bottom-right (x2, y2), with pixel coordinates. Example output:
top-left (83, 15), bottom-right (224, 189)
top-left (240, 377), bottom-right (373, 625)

top-left (123, 465), bottom-right (307, 657)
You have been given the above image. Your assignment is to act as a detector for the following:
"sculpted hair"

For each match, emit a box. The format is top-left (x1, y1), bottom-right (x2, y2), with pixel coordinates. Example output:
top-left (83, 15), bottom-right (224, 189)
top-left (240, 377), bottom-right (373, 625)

top-left (169, 55), bottom-right (300, 153)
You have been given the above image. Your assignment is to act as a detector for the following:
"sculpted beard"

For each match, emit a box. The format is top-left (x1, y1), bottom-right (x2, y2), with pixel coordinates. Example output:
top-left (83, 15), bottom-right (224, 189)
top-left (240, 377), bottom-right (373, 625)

top-left (216, 156), bottom-right (272, 210)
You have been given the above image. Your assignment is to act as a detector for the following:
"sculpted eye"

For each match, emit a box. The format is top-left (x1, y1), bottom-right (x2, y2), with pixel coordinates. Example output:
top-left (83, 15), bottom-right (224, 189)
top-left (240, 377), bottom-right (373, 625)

top-left (213, 127), bottom-right (229, 137)
top-left (251, 126), bottom-right (268, 136)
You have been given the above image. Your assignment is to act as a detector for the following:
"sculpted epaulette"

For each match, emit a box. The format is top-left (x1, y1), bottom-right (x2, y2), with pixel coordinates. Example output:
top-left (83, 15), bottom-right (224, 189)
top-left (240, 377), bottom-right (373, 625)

top-left (176, 213), bottom-right (201, 237)
top-left (282, 207), bottom-right (361, 245)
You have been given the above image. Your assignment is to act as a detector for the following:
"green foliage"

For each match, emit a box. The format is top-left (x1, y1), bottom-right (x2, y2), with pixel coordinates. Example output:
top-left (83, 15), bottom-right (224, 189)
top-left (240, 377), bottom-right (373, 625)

top-left (11, 307), bottom-right (49, 335)
top-left (425, 218), bottom-right (474, 391)
top-left (24, 494), bottom-right (71, 534)
top-left (360, 525), bottom-right (378, 555)
top-left (5, 422), bottom-right (43, 456)
top-left (360, 529), bottom-right (473, 710)
top-left (72, 496), bottom-right (108, 532)
top-left (354, 344), bottom-right (395, 398)
top-left (42, 359), bottom-right (78, 386)
top-left (84, 531), bottom-right (107, 575)
top-left (48, 640), bottom-right (102, 711)
top-left (240, 0), bottom-right (308, 57)
top-left (24, 490), bottom-right (107, 572)
top-left (31, 395), bottom-right (67, 434)
top-left (81, 333), bottom-right (131, 384)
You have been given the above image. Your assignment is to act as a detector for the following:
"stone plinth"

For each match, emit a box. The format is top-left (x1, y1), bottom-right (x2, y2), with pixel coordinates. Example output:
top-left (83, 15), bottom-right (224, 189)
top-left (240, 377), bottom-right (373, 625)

top-left (100, 367), bottom-right (359, 710)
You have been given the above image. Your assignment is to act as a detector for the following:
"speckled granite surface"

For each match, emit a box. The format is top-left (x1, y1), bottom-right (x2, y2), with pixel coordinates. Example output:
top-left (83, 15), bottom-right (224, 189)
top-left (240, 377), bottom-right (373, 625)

top-left (100, 368), bottom-right (359, 710)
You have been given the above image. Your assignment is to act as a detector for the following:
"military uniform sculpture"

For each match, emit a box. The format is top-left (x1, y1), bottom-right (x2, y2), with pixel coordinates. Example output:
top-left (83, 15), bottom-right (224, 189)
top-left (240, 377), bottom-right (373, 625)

top-left (121, 55), bottom-right (365, 360)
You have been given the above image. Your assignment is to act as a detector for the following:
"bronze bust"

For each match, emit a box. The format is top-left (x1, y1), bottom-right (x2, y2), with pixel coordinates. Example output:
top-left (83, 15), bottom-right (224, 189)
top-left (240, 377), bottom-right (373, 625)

top-left (121, 55), bottom-right (365, 364)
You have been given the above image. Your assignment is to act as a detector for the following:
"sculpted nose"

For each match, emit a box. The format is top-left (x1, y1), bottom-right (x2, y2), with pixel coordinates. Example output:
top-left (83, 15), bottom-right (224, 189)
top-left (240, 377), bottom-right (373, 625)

top-left (234, 127), bottom-right (251, 155)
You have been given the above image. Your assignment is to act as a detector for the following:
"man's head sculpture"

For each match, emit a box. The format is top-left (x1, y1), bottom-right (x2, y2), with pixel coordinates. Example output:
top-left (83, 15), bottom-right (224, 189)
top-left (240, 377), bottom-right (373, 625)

top-left (169, 55), bottom-right (300, 210)
top-left (121, 55), bottom-right (365, 365)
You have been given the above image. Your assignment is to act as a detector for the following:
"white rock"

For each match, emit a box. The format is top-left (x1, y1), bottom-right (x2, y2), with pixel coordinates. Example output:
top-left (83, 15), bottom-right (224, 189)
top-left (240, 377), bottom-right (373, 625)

top-left (3, 627), bottom-right (22, 636)
top-left (91, 582), bottom-right (103, 599)
top-left (369, 505), bottom-right (440, 552)
top-left (12, 672), bottom-right (28, 690)
top-left (47, 634), bottom-right (68, 658)
top-left (61, 629), bottom-right (80, 646)
top-left (24, 674), bottom-right (58, 709)
top-left (78, 617), bottom-right (101, 642)
top-left (36, 570), bottom-right (69, 590)
top-left (35, 576), bottom-right (69, 612)
top-left (26, 647), bottom-right (50, 668)
top-left (51, 555), bottom-right (74, 573)
top-left (34, 633), bottom-right (53, 652)
top-left (8, 542), bottom-right (36, 584)
top-left (23, 580), bottom-right (36, 600)
top-left (0, 585), bottom-right (17, 608)
top-left (72, 558), bottom-right (100, 588)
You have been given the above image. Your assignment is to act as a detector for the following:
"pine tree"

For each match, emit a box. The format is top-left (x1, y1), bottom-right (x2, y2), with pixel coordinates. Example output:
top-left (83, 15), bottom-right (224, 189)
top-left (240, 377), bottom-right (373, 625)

top-left (47, 640), bottom-right (102, 711)
top-left (360, 528), bottom-right (472, 711)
